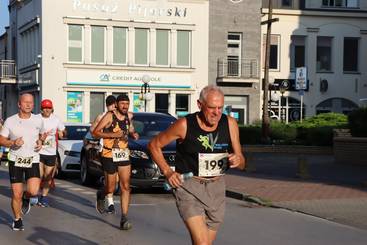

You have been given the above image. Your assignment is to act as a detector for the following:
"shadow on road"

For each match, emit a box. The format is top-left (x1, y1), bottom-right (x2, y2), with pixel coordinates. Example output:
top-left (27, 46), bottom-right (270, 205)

top-left (0, 209), bottom-right (13, 229)
top-left (27, 226), bottom-right (98, 245)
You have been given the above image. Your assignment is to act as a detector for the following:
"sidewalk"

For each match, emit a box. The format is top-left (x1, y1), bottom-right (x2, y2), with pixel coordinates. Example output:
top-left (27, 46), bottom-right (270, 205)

top-left (225, 153), bottom-right (367, 230)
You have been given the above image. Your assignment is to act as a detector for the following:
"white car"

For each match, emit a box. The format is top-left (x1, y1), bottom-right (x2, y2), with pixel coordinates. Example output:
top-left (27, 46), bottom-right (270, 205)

top-left (57, 123), bottom-right (90, 175)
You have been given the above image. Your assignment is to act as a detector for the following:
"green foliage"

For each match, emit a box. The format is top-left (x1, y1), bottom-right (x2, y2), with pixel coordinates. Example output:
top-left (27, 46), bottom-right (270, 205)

top-left (239, 113), bottom-right (348, 146)
top-left (348, 108), bottom-right (367, 137)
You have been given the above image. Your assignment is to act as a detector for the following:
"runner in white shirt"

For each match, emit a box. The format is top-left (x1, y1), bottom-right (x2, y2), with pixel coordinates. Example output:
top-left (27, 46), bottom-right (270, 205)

top-left (38, 99), bottom-right (65, 207)
top-left (0, 93), bottom-right (46, 231)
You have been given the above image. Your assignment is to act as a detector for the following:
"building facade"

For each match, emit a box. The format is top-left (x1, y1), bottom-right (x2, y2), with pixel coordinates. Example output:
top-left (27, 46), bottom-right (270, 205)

top-left (209, 0), bottom-right (261, 125)
top-left (261, 0), bottom-right (367, 122)
top-left (5, 0), bottom-right (209, 122)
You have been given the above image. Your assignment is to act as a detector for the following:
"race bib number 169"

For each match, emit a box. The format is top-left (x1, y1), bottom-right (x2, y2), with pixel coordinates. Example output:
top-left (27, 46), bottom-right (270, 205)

top-left (198, 153), bottom-right (228, 177)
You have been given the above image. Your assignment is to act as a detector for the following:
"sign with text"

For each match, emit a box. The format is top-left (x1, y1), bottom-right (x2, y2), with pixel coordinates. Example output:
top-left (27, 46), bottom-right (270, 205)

top-left (295, 67), bottom-right (307, 90)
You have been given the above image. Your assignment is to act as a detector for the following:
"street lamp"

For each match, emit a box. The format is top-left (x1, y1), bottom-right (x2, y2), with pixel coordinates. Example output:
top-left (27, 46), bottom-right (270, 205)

top-left (279, 80), bottom-right (289, 123)
top-left (140, 75), bottom-right (153, 112)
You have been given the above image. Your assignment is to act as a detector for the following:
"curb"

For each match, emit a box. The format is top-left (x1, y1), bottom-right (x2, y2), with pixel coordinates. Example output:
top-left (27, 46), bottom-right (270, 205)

top-left (226, 189), bottom-right (273, 207)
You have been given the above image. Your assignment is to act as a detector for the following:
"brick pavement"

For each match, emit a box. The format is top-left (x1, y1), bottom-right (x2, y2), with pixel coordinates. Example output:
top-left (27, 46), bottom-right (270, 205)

top-left (224, 153), bottom-right (367, 230)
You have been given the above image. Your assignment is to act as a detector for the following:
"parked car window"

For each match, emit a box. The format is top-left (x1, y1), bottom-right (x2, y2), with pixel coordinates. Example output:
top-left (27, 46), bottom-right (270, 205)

top-left (133, 115), bottom-right (175, 137)
top-left (64, 125), bottom-right (90, 140)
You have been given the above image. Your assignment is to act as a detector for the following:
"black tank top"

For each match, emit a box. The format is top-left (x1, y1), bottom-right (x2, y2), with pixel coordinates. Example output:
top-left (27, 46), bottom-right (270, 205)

top-left (175, 112), bottom-right (233, 176)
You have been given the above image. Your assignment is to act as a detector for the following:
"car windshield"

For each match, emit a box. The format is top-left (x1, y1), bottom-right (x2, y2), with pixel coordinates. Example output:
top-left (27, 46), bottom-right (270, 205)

top-left (133, 115), bottom-right (175, 137)
top-left (64, 125), bottom-right (90, 140)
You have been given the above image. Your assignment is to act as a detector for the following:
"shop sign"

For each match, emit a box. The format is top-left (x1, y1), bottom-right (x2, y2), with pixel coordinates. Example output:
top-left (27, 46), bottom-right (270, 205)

top-left (72, 0), bottom-right (118, 14)
top-left (128, 2), bottom-right (187, 18)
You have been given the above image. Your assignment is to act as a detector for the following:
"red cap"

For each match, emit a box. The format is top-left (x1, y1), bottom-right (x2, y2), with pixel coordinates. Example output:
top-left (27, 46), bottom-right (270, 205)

top-left (41, 99), bottom-right (53, 109)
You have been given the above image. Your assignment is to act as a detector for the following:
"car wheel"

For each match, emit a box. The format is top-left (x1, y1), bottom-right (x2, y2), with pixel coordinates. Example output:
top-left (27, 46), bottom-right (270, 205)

top-left (80, 154), bottom-right (95, 186)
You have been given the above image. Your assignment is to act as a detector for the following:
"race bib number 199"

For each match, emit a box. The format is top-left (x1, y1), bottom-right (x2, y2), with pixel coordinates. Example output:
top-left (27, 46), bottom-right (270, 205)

top-left (198, 153), bottom-right (228, 177)
top-left (112, 148), bottom-right (130, 162)
top-left (14, 156), bottom-right (34, 168)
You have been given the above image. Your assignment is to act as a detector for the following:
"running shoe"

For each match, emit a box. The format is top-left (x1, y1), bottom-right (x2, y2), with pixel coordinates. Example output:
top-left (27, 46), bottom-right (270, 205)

top-left (30, 196), bottom-right (39, 206)
top-left (21, 193), bottom-right (31, 215)
top-left (107, 204), bottom-right (115, 214)
top-left (12, 218), bottom-right (24, 231)
top-left (95, 190), bottom-right (105, 214)
top-left (120, 215), bottom-right (132, 230)
top-left (38, 196), bottom-right (49, 207)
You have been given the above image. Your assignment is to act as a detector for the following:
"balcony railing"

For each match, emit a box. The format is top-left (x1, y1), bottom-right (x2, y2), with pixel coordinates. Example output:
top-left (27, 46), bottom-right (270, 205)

top-left (0, 60), bottom-right (16, 80)
top-left (217, 58), bottom-right (258, 79)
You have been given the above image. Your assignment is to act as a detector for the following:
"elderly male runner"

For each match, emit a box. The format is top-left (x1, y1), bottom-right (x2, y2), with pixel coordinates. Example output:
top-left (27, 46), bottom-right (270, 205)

top-left (0, 93), bottom-right (46, 231)
top-left (93, 94), bottom-right (139, 230)
top-left (38, 99), bottom-right (65, 207)
top-left (148, 85), bottom-right (245, 244)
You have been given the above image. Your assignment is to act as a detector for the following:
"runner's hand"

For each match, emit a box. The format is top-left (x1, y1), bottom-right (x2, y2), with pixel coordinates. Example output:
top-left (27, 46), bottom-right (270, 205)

top-left (112, 131), bottom-right (124, 138)
top-left (228, 153), bottom-right (241, 168)
top-left (166, 170), bottom-right (182, 188)
top-left (12, 137), bottom-right (24, 148)
top-left (34, 139), bottom-right (43, 152)
top-left (130, 132), bottom-right (139, 140)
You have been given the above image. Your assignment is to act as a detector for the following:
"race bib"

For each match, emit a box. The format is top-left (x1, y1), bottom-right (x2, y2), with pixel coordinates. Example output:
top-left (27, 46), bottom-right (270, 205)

top-left (112, 148), bottom-right (130, 162)
top-left (43, 138), bottom-right (55, 148)
top-left (14, 156), bottom-right (34, 168)
top-left (198, 153), bottom-right (228, 177)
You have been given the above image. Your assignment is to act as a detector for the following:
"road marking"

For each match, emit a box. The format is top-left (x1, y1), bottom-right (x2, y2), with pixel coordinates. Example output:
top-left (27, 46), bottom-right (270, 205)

top-left (69, 187), bottom-right (85, 191)
top-left (80, 191), bottom-right (95, 195)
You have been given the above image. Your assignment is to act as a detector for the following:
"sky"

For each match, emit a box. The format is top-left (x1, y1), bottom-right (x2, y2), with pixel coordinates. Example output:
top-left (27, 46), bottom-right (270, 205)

top-left (0, 0), bottom-right (9, 36)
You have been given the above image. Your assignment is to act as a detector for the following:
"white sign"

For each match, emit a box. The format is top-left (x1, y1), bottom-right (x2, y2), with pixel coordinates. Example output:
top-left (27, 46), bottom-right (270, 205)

top-left (66, 70), bottom-right (191, 88)
top-left (295, 67), bottom-right (307, 90)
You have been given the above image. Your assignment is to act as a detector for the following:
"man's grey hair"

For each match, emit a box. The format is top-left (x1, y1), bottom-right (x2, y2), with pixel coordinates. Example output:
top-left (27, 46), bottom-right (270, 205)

top-left (199, 85), bottom-right (224, 103)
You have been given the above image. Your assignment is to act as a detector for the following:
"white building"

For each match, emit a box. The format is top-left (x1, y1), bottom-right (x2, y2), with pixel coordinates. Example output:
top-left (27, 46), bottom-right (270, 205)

top-left (5, 0), bottom-right (209, 123)
top-left (261, 0), bottom-right (367, 122)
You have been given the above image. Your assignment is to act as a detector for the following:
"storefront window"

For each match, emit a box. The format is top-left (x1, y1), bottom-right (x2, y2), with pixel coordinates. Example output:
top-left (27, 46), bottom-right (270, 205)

top-left (176, 94), bottom-right (189, 117)
top-left (91, 26), bottom-right (105, 63)
top-left (68, 25), bottom-right (83, 63)
top-left (67, 91), bottom-right (84, 123)
top-left (113, 27), bottom-right (127, 64)
top-left (177, 30), bottom-right (191, 66)
top-left (135, 29), bottom-right (149, 65)
top-left (90, 92), bottom-right (104, 122)
top-left (156, 29), bottom-right (169, 66)
top-left (155, 94), bottom-right (168, 114)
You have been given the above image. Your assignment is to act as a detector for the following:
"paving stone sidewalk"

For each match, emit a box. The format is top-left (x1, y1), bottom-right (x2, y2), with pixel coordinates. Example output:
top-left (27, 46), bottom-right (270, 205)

top-left (225, 153), bottom-right (367, 230)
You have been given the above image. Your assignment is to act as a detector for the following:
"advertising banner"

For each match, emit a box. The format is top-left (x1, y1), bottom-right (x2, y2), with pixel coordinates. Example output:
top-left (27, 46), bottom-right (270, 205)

top-left (67, 91), bottom-right (83, 122)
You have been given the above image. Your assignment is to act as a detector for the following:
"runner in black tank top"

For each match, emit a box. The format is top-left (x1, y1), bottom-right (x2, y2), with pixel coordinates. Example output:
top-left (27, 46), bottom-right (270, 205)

top-left (148, 85), bottom-right (245, 244)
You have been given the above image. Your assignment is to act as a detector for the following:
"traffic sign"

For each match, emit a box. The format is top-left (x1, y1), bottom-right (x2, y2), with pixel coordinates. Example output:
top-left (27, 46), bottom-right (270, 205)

top-left (296, 67), bottom-right (307, 90)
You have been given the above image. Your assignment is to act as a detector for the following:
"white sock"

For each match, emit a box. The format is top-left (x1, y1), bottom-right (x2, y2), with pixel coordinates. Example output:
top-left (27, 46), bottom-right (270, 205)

top-left (106, 197), bottom-right (114, 206)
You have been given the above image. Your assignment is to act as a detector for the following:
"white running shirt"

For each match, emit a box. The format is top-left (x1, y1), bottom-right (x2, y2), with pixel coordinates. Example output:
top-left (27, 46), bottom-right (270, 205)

top-left (39, 114), bottom-right (65, 155)
top-left (0, 113), bottom-right (45, 163)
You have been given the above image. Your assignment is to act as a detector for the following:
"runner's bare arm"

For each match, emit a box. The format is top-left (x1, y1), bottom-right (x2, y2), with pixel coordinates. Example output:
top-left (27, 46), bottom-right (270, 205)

top-left (0, 135), bottom-right (19, 148)
top-left (90, 113), bottom-right (103, 133)
top-left (92, 112), bottom-right (123, 139)
top-left (227, 116), bottom-right (245, 170)
top-left (127, 112), bottom-right (139, 140)
top-left (148, 118), bottom-right (187, 187)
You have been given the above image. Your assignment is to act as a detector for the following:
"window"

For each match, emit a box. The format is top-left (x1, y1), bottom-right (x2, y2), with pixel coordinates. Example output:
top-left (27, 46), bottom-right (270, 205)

top-left (176, 94), bottom-right (189, 117)
top-left (227, 33), bottom-right (242, 76)
top-left (317, 37), bottom-right (332, 72)
top-left (282, 0), bottom-right (292, 7)
top-left (177, 30), bottom-right (191, 66)
top-left (343, 38), bottom-right (359, 72)
top-left (290, 36), bottom-right (306, 70)
top-left (90, 92), bottom-right (104, 122)
top-left (156, 30), bottom-right (169, 66)
top-left (155, 94), bottom-right (168, 114)
top-left (113, 27), bottom-right (127, 64)
top-left (263, 35), bottom-right (280, 70)
top-left (322, 0), bottom-right (359, 8)
top-left (135, 28), bottom-right (149, 65)
top-left (68, 25), bottom-right (83, 63)
top-left (91, 26), bottom-right (105, 63)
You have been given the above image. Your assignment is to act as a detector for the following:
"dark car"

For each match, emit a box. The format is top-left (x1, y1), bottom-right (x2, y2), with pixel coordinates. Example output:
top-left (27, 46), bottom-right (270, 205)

top-left (80, 112), bottom-right (176, 188)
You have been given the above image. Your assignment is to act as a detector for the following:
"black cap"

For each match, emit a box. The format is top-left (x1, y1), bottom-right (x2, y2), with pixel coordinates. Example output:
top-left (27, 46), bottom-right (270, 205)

top-left (116, 94), bottom-right (129, 102)
top-left (105, 95), bottom-right (116, 106)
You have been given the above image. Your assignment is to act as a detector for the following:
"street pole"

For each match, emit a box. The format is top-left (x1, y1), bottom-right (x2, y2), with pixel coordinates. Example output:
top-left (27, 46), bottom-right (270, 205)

top-left (261, 0), bottom-right (278, 143)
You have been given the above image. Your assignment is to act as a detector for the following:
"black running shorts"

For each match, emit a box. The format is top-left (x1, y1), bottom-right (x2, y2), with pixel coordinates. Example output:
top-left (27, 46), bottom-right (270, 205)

top-left (101, 157), bottom-right (130, 174)
top-left (40, 154), bottom-right (57, 167)
top-left (8, 161), bottom-right (40, 184)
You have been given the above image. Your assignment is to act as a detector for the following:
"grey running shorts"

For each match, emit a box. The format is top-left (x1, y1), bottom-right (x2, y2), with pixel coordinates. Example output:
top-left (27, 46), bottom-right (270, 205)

top-left (8, 161), bottom-right (40, 183)
top-left (173, 176), bottom-right (226, 231)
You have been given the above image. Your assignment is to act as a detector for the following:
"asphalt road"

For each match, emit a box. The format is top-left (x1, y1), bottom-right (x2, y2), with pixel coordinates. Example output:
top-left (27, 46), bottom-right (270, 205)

top-left (1, 164), bottom-right (367, 245)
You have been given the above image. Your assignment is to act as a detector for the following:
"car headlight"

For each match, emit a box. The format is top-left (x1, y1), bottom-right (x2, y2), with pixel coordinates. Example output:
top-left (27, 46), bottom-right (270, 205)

top-left (130, 150), bottom-right (149, 159)
top-left (64, 150), bottom-right (81, 158)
